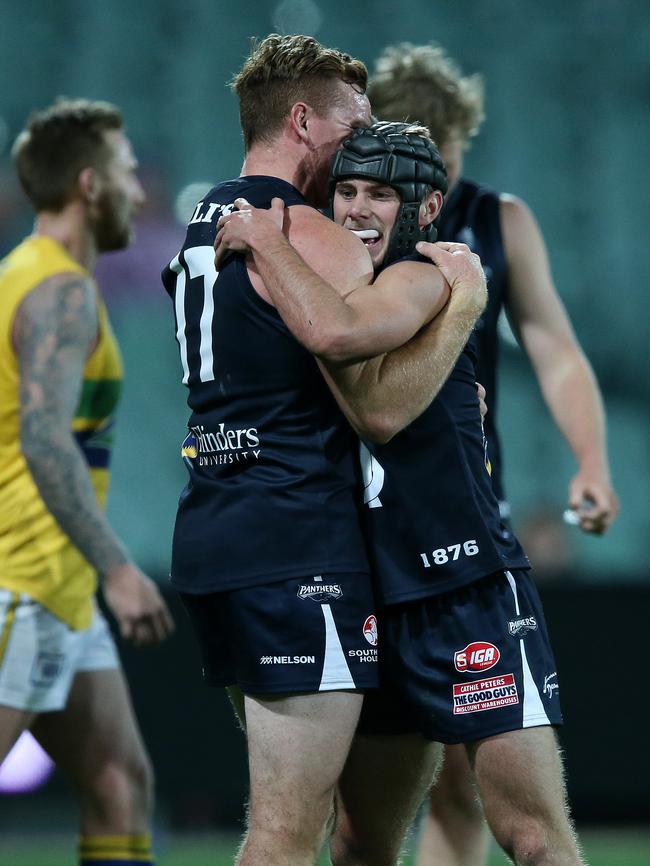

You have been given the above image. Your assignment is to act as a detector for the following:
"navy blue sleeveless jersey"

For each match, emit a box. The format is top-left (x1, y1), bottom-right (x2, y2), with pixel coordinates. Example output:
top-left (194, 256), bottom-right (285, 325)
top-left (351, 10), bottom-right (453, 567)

top-left (437, 179), bottom-right (509, 504)
top-left (361, 255), bottom-right (528, 605)
top-left (161, 176), bottom-right (370, 593)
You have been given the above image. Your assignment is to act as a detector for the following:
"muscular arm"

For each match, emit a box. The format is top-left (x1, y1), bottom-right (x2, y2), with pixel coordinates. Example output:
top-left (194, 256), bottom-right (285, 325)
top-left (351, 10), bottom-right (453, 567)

top-left (15, 273), bottom-right (173, 642)
top-left (318, 244), bottom-right (486, 443)
top-left (217, 198), bottom-right (449, 361)
top-left (216, 200), bottom-right (485, 443)
top-left (318, 292), bottom-right (480, 443)
top-left (501, 195), bottom-right (618, 532)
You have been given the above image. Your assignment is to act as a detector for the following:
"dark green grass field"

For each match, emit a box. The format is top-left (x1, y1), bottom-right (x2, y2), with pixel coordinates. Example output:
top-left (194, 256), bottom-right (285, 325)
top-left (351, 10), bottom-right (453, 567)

top-left (1, 830), bottom-right (648, 865)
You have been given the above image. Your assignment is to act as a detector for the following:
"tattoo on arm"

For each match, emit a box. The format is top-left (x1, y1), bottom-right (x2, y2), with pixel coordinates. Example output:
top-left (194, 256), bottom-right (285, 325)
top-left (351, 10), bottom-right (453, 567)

top-left (16, 273), bottom-right (128, 575)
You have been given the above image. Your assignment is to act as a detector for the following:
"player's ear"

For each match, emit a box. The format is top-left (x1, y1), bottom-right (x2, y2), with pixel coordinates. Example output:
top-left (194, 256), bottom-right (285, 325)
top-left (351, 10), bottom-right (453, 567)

top-left (78, 166), bottom-right (101, 204)
top-left (288, 102), bottom-right (312, 145)
top-left (419, 189), bottom-right (444, 227)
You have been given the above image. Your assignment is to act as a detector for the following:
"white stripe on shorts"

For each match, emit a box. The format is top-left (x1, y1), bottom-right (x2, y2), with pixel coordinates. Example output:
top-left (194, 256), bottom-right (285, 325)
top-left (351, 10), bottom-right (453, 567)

top-left (319, 604), bottom-right (355, 690)
top-left (505, 571), bottom-right (550, 727)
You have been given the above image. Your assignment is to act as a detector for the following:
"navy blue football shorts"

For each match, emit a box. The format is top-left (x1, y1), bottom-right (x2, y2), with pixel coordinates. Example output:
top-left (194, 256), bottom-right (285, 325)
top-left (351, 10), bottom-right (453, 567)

top-left (180, 572), bottom-right (378, 694)
top-left (358, 569), bottom-right (562, 743)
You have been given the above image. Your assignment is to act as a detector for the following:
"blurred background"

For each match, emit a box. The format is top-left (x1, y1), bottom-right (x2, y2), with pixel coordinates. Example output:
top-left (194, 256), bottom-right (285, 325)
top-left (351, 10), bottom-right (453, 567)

top-left (1, 1), bottom-right (648, 863)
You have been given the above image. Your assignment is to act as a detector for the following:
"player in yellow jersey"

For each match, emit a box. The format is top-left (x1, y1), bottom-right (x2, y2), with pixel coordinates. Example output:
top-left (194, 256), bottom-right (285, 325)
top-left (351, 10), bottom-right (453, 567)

top-left (0, 99), bottom-right (173, 866)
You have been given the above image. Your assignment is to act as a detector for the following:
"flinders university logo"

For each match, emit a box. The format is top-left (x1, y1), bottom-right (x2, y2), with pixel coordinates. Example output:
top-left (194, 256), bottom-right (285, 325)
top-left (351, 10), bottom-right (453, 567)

top-left (181, 431), bottom-right (198, 464)
top-left (180, 424), bottom-right (261, 467)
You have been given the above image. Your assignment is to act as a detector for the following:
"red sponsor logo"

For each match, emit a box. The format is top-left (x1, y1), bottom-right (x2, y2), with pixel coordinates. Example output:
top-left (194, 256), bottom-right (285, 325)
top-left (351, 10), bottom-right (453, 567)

top-left (454, 641), bottom-right (500, 673)
top-left (452, 673), bottom-right (518, 715)
top-left (363, 615), bottom-right (378, 647)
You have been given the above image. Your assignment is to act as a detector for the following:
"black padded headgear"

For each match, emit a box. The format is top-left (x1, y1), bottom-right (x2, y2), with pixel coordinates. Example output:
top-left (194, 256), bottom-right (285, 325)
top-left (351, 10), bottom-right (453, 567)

top-left (329, 121), bottom-right (448, 265)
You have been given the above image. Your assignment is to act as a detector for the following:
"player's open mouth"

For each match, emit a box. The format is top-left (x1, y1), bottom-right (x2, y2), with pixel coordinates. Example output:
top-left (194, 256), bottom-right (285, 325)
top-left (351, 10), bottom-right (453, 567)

top-left (350, 228), bottom-right (382, 249)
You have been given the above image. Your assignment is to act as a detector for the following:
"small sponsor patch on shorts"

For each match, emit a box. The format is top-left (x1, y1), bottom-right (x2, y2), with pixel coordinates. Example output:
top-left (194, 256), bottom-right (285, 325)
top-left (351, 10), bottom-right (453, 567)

top-left (259, 655), bottom-right (316, 665)
top-left (452, 673), bottom-right (519, 715)
top-left (543, 671), bottom-right (559, 698)
top-left (29, 652), bottom-right (65, 688)
top-left (454, 641), bottom-right (500, 673)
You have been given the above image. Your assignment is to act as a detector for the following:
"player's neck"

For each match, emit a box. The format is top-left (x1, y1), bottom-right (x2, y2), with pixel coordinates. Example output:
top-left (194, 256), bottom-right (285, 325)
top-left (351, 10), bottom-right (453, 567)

top-left (240, 138), bottom-right (319, 204)
top-left (33, 204), bottom-right (97, 272)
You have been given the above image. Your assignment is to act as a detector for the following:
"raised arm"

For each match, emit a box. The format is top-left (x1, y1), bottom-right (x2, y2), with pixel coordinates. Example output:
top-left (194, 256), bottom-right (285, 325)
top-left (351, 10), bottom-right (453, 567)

top-left (216, 198), bottom-right (450, 361)
top-left (15, 273), bottom-right (173, 643)
top-left (501, 194), bottom-right (619, 533)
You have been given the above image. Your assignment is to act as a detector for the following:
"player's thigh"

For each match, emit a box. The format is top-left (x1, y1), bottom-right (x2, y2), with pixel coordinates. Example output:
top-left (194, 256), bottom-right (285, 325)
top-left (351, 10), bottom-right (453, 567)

top-left (429, 743), bottom-right (482, 818)
top-left (32, 666), bottom-right (150, 790)
top-left (334, 732), bottom-right (442, 861)
top-left (467, 725), bottom-right (568, 825)
top-left (0, 590), bottom-right (75, 758)
top-left (244, 689), bottom-right (364, 809)
top-left (0, 705), bottom-right (35, 762)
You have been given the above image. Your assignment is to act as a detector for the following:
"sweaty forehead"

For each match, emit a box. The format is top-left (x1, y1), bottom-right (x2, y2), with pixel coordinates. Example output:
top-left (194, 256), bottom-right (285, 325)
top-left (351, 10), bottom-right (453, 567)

top-left (335, 81), bottom-right (371, 125)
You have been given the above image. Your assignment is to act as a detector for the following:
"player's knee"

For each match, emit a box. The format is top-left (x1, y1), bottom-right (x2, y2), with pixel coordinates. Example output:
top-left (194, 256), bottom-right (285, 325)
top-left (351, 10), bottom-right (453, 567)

top-left (498, 817), bottom-right (550, 865)
top-left (245, 820), bottom-right (325, 862)
top-left (247, 792), bottom-right (333, 857)
top-left (84, 750), bottom-right (154, 822)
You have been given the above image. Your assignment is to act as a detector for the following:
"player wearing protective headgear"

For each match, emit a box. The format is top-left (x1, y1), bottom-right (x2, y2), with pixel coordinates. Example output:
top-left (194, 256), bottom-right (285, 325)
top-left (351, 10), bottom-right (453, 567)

top-left (329, 121), bottom-right (448, 266)
top-left (216, 119), bottom-right (575, 866)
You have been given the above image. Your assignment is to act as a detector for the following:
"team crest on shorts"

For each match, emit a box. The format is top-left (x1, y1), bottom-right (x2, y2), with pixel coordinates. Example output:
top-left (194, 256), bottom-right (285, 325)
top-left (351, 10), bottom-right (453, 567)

top-left (297, 576), bottom-right (343, 603)
top-left (507, 616), bottom-right (538, 637)
top-left (454, 641), bottom-right (500, 673)
top-left (29, 652), bottom-right (65, 688)
top-left (363, 615), bottom-right (378, 647)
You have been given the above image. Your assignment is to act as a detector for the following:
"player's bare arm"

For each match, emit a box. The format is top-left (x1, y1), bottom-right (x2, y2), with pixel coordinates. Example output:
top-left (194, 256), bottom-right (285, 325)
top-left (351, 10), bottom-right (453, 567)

top-left (501, 194), bottom-right (619, 533)
top-left (318, 241), bottom-right (487, 442)
top-left (216, 197), bottom-right (450, 361)
top-left (15, 273), bottom-right (173, 643)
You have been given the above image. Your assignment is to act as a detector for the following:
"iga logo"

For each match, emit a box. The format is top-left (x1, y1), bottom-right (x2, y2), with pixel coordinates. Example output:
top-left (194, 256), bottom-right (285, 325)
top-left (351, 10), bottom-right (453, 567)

top-left (454, 641), bottom-right (500, 673)
top-left (363, 615), bottom-right (378, 647)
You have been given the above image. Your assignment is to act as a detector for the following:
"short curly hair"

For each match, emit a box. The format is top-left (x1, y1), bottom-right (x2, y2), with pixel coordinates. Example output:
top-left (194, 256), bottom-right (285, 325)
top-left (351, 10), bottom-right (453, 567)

top-left (232, 34), bottom-right (367, 151)
top-left (12, 97), bottom-right (123, 212)
top-left (368, 43), bottom-right (485, 148)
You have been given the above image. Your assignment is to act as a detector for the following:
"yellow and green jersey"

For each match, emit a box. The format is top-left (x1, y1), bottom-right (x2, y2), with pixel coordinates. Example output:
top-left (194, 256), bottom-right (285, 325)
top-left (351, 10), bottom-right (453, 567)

top-left (0, 236), bottom-right (123, 629)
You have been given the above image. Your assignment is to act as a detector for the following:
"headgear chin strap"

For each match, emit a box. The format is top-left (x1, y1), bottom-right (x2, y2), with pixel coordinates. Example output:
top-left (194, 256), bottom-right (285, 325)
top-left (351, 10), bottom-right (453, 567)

top-left (329, 121), bottom-right (448, 265)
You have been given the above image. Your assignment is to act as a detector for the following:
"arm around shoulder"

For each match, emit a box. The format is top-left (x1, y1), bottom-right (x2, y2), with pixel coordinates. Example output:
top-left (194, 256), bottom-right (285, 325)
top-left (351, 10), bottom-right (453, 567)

top-left (244, 205), bottom-right (377, 360)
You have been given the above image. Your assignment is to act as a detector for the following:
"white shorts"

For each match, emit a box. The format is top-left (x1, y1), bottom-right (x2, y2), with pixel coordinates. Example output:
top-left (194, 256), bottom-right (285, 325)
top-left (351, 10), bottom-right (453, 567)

top-left (0, 590), bottom-right (119, 713)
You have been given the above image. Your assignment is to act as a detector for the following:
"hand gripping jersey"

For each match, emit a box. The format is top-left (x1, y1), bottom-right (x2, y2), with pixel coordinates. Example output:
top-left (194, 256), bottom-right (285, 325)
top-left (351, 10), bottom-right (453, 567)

top-left (162, 177), bottom-right (369, 593)
top-left (0, 236), bottom-right (123, 629)
top-left (361, 254), bottom-right (529, 606)
top-left (437, 179), bottom-right (508, 505)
